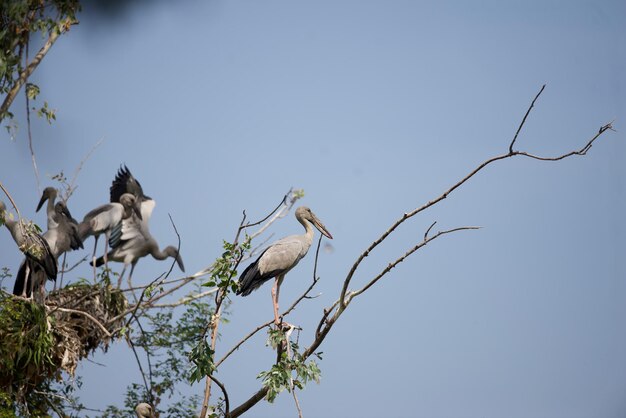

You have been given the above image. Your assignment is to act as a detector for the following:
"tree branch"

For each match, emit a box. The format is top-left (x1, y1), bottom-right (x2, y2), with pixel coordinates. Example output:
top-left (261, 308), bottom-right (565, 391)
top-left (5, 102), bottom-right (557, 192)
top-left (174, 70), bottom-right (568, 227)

top-left (0, 17), bottom-right (75, 120)
top-left (227, 87), bottom-right (614, 416)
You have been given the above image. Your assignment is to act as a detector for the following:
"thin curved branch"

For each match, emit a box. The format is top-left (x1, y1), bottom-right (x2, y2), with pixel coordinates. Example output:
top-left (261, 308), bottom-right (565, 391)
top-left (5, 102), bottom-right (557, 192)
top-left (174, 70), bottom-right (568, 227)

top-left (210, 375), bottom-right (230, 417)
top-left (338, 120), bottom-right (613, 308)
top-left (349, 225), bottom-right (480, 301)
top-left (509, 84), bottom-right (546, 153)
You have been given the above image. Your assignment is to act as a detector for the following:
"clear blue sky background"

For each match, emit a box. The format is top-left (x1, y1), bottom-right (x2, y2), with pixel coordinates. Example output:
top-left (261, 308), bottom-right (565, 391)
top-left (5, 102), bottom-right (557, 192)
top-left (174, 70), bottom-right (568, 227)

top-left (1, 1), bottom-right (625, 417)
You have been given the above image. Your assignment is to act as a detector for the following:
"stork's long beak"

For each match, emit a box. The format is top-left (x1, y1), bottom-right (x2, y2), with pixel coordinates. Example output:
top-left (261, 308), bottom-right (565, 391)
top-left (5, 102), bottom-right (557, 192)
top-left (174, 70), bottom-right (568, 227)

top-left (313, 215), bottom-right (333, 240)
top-left (36, 193), bottom-right (48, 212)
top-left (176, 254), bottom-right (185, 272)
top-left (60, 203), bottom-right (73, 219)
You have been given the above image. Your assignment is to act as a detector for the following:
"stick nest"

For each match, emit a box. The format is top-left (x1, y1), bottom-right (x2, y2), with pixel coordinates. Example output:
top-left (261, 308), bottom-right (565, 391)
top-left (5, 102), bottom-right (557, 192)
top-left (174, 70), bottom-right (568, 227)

top-left (0, 283), bottom-right (127, 401)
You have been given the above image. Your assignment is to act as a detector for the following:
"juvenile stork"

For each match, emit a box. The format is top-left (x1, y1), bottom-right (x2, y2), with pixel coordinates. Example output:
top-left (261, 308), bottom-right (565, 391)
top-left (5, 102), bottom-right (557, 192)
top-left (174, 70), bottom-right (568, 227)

top-left (135, 403), bottom-right (154, 418)
top-left (44, 201), bottom-right (84, 257)
top-left (110, 164), bottom-right (155, 222)
top-left (0, 200), bottom-right (57, 298)
top-left (236, 206), bottom-right (333, 325)
top-left (15, 201), bottom-right (82, 298)
top-left (92, 226), bottom-right (185, 287)
top-left (79, 193), bottom-right (142, 270)
top-left (90, 165), bottom-right (184, 287)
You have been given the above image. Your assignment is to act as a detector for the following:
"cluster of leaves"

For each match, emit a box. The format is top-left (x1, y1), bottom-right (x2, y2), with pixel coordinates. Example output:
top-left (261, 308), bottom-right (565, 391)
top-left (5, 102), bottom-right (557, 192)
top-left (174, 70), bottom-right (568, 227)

top-left (0, 293), bottom-right (58, 416)
top-left (189, 238), bottom-right (251, 384)
top-left (203, 238), bottom-right (251, 292)
top-left (0, 0), bottom-right (80, 124)
top-left (25, 83), bottom-right (55, 123)
top-left (258, 328), bottom-right (322, 403)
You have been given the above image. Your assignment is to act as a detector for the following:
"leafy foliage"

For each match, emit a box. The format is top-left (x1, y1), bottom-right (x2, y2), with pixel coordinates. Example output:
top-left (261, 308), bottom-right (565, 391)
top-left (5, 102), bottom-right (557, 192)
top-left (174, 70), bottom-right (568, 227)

top-left (0, 0), bottom-right (80, 123)
top-left (0, 293), bottom-right (57, 415)
top-left (258, 328), bottom-right (322, 403)
top-left (109, 284), bottom-right (214, 417)
top-left (203, 238), bottom-right (251, 292)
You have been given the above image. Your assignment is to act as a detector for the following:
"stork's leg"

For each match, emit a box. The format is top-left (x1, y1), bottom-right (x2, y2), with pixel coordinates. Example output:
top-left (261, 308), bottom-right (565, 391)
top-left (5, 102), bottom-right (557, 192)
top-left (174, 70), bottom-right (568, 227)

top-left (128, 262), bottom-right (139, 303)
top-left (91, 235), bottom-right (99, 282)
top-left (103, 232), bottom-right (109, 270)
top-left (271, 274), bottom-right (285, 326)
top-left (57, 252), bottom-right (66, 290)
top-left (21, 262), bottom-right (31, 298)
top-left (117, 264), bottom-right (127, 288)
top-left (127, 262), bottom-right (137, 290)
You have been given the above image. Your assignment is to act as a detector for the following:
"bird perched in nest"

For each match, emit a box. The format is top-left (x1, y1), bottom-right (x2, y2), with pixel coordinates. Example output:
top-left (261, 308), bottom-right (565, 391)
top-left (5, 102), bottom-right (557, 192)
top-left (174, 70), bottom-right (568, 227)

top-left (0, 200), bottom-right (57, 299)
top-left (135, 402), bottom-right (154, 418)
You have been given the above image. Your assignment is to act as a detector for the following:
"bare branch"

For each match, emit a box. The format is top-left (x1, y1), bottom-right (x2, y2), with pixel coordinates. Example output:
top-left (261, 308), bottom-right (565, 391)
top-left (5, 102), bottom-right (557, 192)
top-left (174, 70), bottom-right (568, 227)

top-left (350, 226), bottom-right (480, 300)
top-left (210, 375), bottom-right (230, 418)
top-left (64, 137), bottom-right (104, 201)
top-left (509, 84), bottom-right (546, 153)
top-left (339, 120), bottom-right (613, 309)
top-left (0, 181), bottom-right (23, 219)
top-left (148, 287), bottom-right (219, 309)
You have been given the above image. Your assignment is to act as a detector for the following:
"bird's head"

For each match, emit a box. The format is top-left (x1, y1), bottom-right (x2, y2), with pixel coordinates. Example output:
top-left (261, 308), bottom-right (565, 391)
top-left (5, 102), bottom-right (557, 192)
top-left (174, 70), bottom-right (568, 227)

top-left (36, 187), bottom-right (58, 212)
top-left (296, 206), bottom-right (333, 239)
top-left (120, 193), bottom-right (143, 220)
top-left (165, 246), bottom-right (185, 272)
top-left (134, 403), bottom-right (154, 418)
top-left (55, 201), bottom-right (71, 218)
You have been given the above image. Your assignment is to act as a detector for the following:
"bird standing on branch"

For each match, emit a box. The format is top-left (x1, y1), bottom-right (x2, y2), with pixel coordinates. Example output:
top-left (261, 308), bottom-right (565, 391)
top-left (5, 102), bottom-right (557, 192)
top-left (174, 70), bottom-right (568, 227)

top-left (237, 206), bottom-right (333, 325)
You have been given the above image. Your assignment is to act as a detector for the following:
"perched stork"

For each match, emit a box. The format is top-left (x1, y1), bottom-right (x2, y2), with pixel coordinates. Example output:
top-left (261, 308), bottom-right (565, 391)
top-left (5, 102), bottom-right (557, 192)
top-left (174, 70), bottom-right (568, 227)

top-left (135, 403), bottom-right (154, 418)
top-left (79, 193), bottom-right (142, 270)
top-left (236, 206), bottom-right (333, 325)
top-left (90, 165), bottom-right (184, 287)
top-left (44, 201), bottom-right (83, 257)
top-left (15, 201), bottom-right (82, 298)
top-left (0, 200), bottom-right (57, 298)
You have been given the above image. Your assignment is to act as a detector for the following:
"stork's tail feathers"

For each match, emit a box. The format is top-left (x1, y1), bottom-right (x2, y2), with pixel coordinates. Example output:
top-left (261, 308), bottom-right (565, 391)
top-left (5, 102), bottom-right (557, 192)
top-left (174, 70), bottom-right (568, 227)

top-left (13, 260), bottom-right (28, 296)
top-left (236, 261), bottom-right (262, 296)
top-left (236, 256), bottom-right (279, 296)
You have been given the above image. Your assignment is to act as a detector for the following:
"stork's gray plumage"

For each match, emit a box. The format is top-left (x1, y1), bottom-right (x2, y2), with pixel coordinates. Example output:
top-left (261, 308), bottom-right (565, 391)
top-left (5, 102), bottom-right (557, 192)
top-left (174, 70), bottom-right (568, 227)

top-left (15, 198), bottom-right (82, 298)
top-left (1, 200), bottom-right (57, 298)
top-left (135, 403), bottom-right (154, 418)
top-left (36, 186), bottom-right (59, 229)
top-left (90, 165), bottom-right (184, 287)
top-left (79, 193), bottom-right (141, 271)
top-left (237, 206), bottom-right (333, 325)
top-left (92, 226), bottom-right (185, 287)
top-left (44, 201), bottom-right (83, 257)
top-left (36, 187), bottom-right (83, 257)
top-left (110, 164), bottom-right (155, 222)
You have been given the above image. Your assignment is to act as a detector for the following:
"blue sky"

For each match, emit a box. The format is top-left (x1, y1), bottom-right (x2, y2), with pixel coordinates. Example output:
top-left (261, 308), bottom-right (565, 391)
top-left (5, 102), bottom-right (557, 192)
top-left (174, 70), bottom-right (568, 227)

top-left (1, 1), bottom-right (625, 417)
